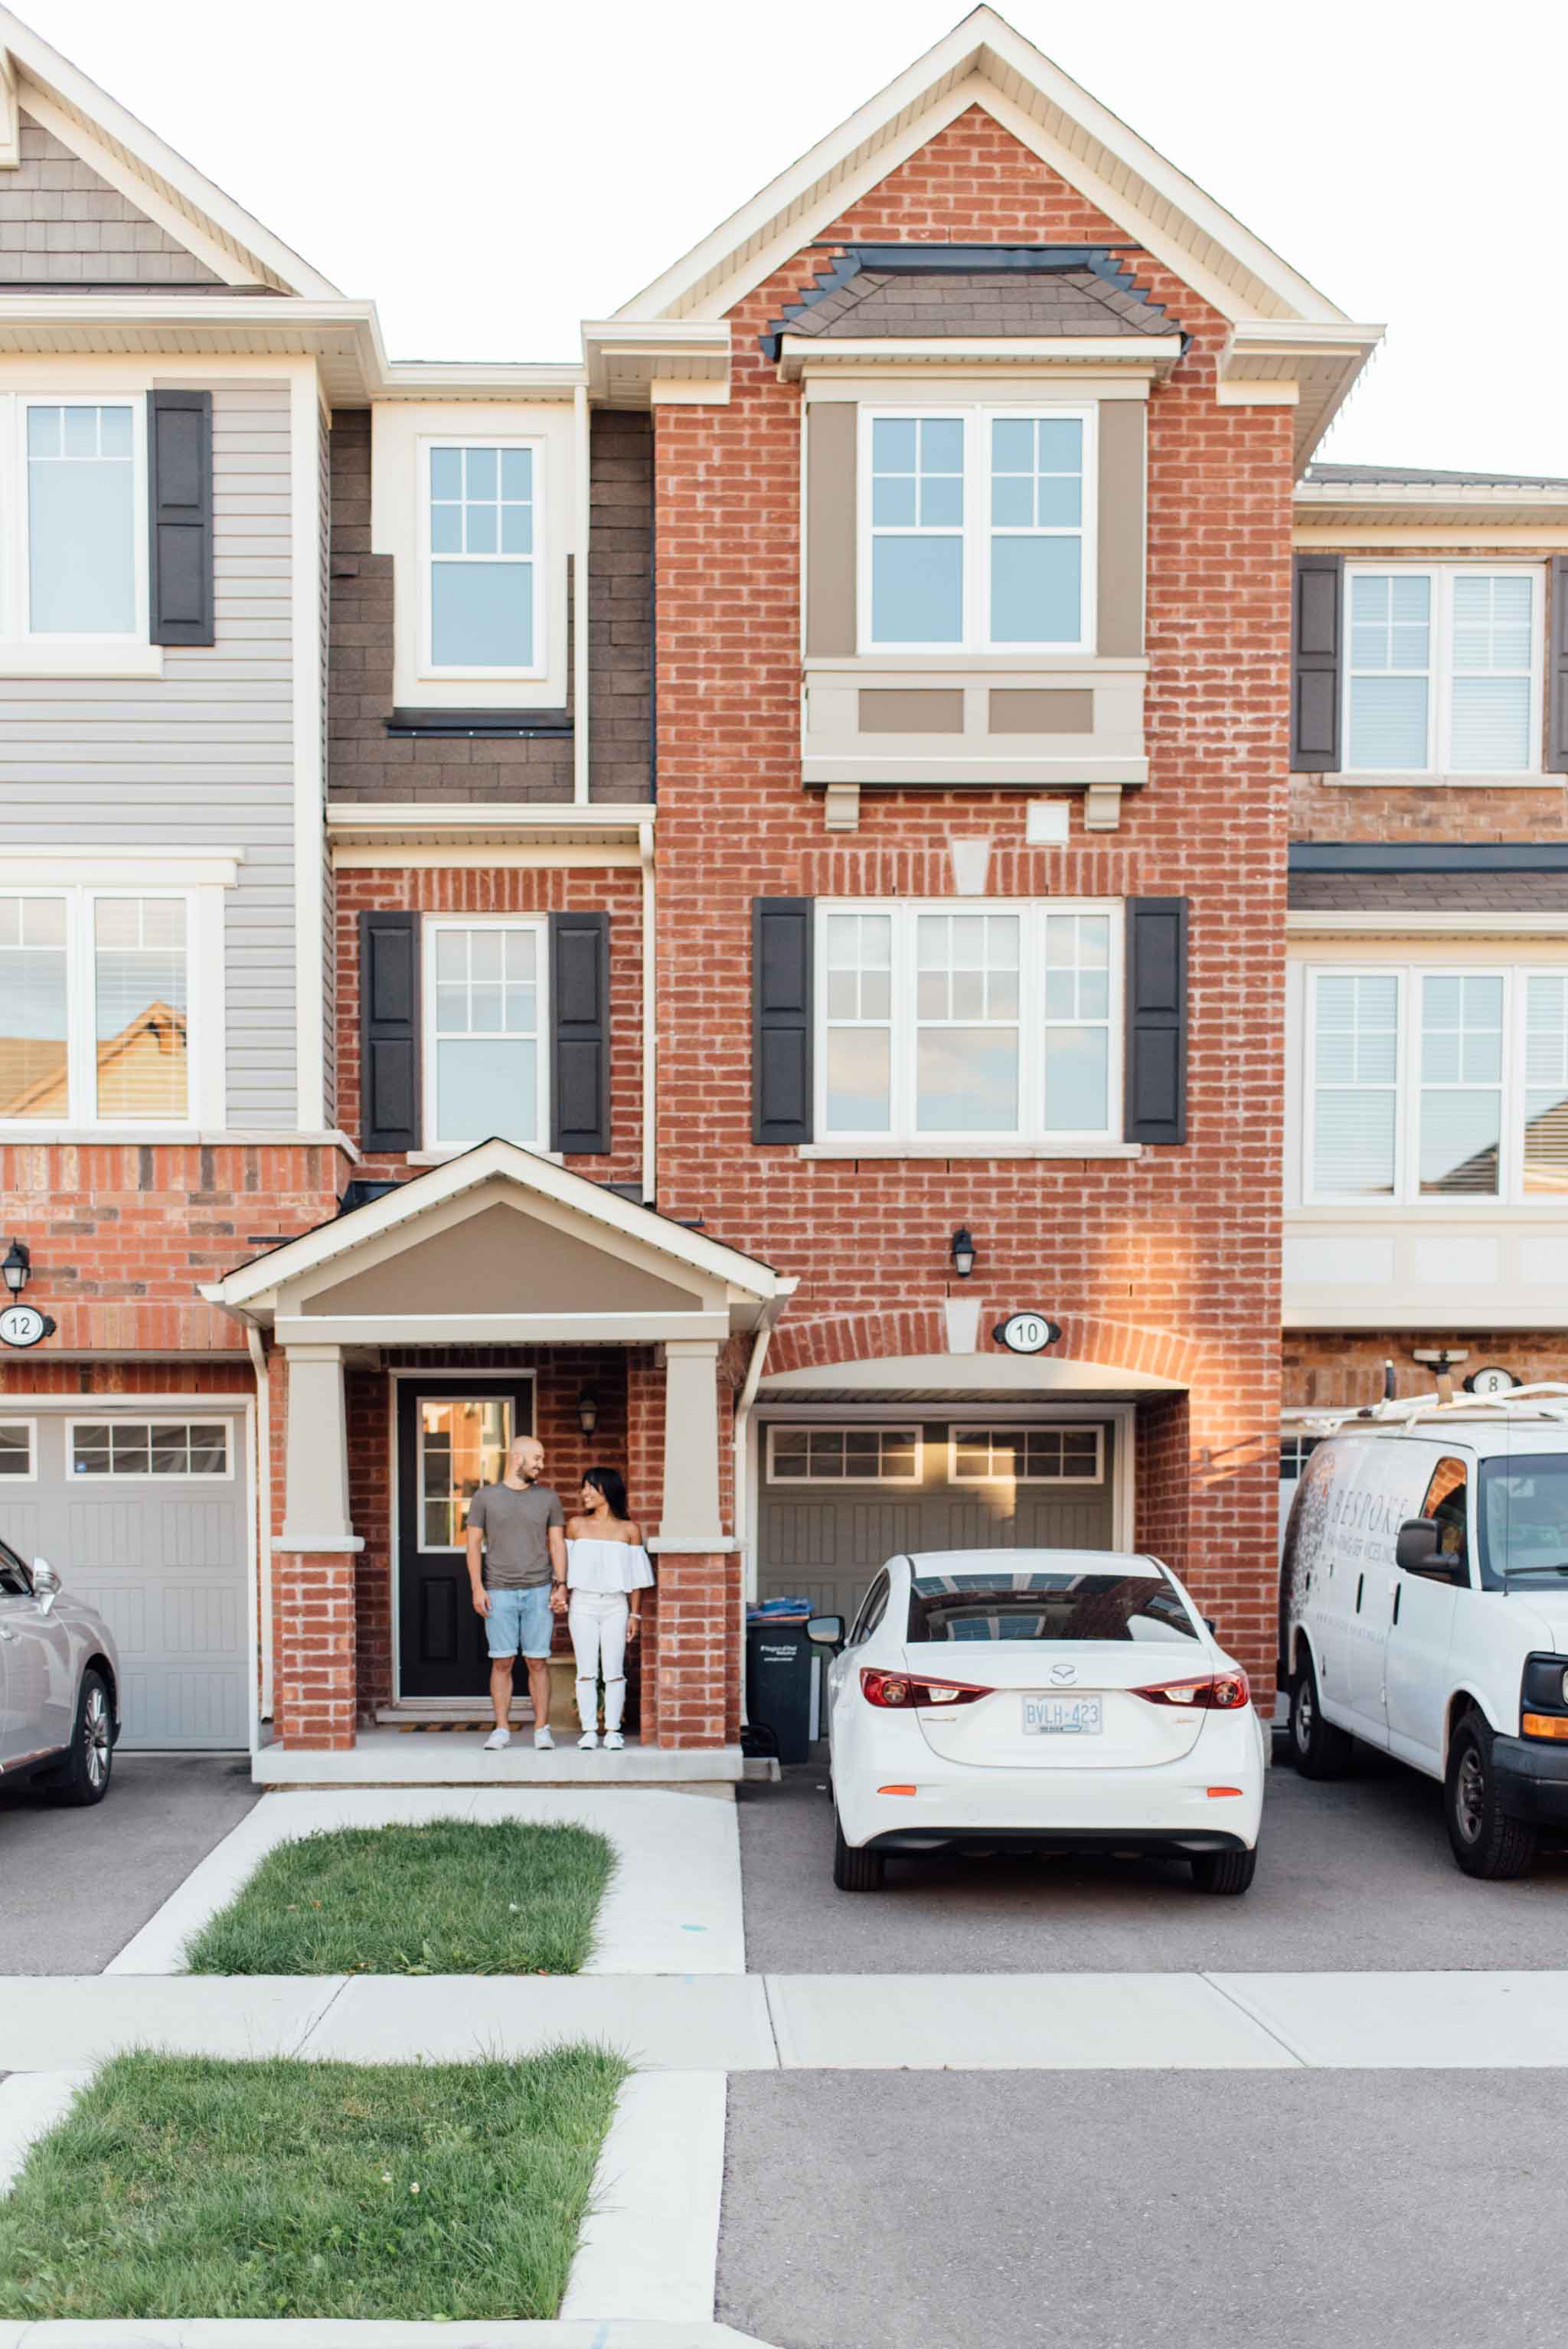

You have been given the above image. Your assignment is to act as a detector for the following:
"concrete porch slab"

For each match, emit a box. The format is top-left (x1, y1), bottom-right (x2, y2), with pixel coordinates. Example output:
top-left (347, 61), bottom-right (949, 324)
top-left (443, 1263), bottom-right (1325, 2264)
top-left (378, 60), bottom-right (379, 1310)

top-left (253, 1730), bottom-right (743, 1789)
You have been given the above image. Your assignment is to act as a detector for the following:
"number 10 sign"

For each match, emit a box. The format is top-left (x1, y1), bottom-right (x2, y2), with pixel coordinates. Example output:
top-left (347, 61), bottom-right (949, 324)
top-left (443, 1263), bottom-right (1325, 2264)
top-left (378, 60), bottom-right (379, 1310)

top-left (993, 1311), bottom-right (1061, 1355)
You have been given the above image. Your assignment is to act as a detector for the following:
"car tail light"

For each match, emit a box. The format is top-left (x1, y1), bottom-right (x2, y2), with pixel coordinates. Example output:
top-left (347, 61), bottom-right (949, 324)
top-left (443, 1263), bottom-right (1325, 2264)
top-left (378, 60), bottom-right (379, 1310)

top-left (860, 1668), bottom-right (989, 1710)
top-left (1132, 1670), bottom-right (1250, 1711)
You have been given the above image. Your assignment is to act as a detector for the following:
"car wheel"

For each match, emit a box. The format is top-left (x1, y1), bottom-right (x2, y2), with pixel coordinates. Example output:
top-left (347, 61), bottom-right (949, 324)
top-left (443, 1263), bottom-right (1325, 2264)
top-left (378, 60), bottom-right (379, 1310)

top-left (1191, 1847), bottom-right (1257, 1895)
top-left (1445, 1710), bottom-right (1537, 1880)
top-left (43, 1669), bottom-right (113, 1808)
top-left (1289, 1648), bottom-right (1354, 1779)
top-left (831, 1810), bottom-right (885, 1892)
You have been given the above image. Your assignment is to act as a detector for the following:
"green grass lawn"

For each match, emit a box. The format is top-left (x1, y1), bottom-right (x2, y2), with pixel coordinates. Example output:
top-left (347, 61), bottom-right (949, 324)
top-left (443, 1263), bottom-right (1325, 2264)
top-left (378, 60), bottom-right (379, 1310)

top-left (184, 1819), bottom-right (615, 1975)
top-left (0, 2048), bottom-right (626, 2323)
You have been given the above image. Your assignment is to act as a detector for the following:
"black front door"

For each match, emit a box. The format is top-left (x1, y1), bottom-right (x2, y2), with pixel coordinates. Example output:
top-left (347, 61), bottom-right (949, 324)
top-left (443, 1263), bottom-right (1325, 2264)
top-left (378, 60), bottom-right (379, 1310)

top-left (397, 1379), bottom-right (534, 1697)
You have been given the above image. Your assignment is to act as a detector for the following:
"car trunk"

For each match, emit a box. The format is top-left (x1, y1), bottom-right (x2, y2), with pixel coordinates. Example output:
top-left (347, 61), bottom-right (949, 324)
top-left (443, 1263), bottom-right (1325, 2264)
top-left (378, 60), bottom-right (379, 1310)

top-left (906, 1642), bottom-right (1209, 1769)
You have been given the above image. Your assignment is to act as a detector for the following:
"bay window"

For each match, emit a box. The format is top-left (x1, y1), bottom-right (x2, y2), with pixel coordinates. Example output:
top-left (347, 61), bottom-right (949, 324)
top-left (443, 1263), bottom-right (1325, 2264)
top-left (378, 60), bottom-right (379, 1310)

top-left (424, 916), bottom-right (547, 1150)
top-left (0, 889), bottom-right (193, 1125)
top-left (422, 439), bottom-right (541, 675)
top-left (861, 404), bottom-right (1094, 652)
top-left (821, 900), bottom-right (1120, 1147)
top-left (1344, 567), bottom-right (1540, 775)
top-left (1305, 961), bottom-right (1568, 1203)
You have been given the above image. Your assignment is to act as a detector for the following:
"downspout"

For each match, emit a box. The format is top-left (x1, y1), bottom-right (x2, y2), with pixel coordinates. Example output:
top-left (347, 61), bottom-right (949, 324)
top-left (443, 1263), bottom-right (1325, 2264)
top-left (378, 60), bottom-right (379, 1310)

top-left (573, 383), bottom-right (590, 805)
top-left (639, 819), bottom-right (655, 1204)
top-left (244, 1321), bottom-right (270, 1767)
top-left (732, 1297), bottom-right (787, 1727)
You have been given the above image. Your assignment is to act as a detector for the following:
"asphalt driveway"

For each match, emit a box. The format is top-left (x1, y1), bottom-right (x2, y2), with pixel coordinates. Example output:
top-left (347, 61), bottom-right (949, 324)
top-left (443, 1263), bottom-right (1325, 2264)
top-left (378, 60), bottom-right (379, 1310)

top-left (737, 1743), bottom-right (1568, 1972)
top-left (0, 1753), bottom-right (258, 1973)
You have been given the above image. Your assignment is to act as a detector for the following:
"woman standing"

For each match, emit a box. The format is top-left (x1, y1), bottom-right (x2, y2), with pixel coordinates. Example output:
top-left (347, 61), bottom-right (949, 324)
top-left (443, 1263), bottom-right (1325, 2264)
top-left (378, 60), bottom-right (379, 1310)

top-left (563, 1467), bottom-right (653, 1752)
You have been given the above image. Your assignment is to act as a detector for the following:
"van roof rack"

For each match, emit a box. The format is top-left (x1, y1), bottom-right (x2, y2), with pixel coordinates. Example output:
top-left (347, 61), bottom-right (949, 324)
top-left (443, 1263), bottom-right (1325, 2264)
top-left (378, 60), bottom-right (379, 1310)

top-left (1299, 1381), bottom-right (1568, 1439)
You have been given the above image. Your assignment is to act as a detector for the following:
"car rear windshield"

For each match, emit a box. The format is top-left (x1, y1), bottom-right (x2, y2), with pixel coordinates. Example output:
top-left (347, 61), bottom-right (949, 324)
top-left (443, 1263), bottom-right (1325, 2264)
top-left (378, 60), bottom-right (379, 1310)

top-left (907, 1570), bottom-right (1199, 1644)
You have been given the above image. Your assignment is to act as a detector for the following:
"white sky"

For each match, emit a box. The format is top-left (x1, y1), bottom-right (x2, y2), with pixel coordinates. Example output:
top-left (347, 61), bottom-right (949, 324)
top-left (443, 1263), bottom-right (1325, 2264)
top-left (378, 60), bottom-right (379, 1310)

top-left (18, 0), bottom-right (1568, 473)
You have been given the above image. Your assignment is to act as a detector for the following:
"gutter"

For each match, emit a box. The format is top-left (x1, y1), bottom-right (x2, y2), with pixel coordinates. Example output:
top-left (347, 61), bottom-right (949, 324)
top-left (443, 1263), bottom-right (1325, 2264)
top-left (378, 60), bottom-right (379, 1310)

top-left (244, 1322), bottom-right (270, 1759)
top-left (639, 821), bottom-right (656, 1204)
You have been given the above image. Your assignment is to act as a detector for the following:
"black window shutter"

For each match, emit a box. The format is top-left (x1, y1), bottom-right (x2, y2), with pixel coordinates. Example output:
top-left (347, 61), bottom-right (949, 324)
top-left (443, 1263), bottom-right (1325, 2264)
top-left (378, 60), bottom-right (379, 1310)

top-left (550, 910), bottom-right (611, 1154)
top-left (1290, 552), bottom-right (1342, 772)
top-left (1125, 897), bottom-right (1188, 1145)
top-left (1550, 557), bottom-right (1568, 774)
top-left (148, 390), bottom-right (214, 647)
top-left (752, 897), bottom-right (813, 1145)
top-left (360, 911), bottom-right (420, 1153)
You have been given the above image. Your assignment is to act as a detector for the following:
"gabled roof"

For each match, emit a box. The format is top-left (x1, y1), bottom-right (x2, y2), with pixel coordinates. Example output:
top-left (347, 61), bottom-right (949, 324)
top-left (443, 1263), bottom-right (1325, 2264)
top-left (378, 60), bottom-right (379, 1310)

top-left (0, 6), bottom-right (340, 296)
top-left (1307, 462), bottom-right (1568, 489)
top-left (615, 6), bottom-right (1354, 331)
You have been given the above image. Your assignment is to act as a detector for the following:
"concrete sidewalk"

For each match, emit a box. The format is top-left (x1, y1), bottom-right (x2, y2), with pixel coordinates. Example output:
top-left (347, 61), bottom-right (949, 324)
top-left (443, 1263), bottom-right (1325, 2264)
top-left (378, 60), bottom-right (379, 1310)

top-left (5, 1968), bottom-right (1568, 2073)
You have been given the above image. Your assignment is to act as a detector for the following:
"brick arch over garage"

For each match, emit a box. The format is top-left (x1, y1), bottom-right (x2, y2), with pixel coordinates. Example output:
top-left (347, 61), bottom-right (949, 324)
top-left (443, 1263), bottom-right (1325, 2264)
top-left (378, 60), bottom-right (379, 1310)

top-left (764, 1307), bottom-right (1210, 1390)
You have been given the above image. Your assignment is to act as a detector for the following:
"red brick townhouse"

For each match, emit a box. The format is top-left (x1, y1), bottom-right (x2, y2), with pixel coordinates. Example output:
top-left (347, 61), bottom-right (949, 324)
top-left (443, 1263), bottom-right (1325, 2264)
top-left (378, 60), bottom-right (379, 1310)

top-left (6, 5), bottom-right (1557, 1782)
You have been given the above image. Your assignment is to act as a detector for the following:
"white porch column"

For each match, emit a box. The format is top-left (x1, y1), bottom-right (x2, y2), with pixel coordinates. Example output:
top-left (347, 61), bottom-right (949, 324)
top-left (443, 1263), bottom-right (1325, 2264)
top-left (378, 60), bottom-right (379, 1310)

top-left (279, 1341), bottom-right (358, 1550)
top-left (658, 1338), bottom-right (725, 1547)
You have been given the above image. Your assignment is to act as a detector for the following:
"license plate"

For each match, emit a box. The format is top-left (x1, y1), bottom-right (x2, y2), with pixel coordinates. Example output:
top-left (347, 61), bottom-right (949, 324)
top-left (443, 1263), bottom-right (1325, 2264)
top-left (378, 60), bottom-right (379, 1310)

top-left (1022, 1695), bottom-right (1102, 1736)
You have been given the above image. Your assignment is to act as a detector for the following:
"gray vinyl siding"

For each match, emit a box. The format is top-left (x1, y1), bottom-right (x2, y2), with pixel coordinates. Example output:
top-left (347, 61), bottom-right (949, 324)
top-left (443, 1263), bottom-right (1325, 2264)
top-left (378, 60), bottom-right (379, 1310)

top-left (2, 114), bottom-right (224, 286)
top-left (0, 381), bottom-right (296, 1127)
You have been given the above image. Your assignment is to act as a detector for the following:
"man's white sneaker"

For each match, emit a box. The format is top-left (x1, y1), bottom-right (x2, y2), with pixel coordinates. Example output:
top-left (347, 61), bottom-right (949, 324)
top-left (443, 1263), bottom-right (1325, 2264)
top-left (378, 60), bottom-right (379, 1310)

top-left (483, 1727), bottom-right (511, 1753)
top-left (603, 1730), bottom-right (625, 1752)
top-left (577, 1730), bottom-right (599, 1751)
top-left (533, 1726), bottom-right (554, 1751)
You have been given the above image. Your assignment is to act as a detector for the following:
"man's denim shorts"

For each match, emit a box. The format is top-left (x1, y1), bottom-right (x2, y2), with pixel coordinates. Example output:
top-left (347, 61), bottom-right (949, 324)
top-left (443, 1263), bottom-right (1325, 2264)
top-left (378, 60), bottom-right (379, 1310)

top-left (484, 1583), bottom-right (554, 1660)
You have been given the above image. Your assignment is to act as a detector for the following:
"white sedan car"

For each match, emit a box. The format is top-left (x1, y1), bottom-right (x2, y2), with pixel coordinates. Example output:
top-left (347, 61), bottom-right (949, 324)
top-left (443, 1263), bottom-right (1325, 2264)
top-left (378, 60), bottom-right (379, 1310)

top-left (812, 1549), bottom-right (1265, 1894)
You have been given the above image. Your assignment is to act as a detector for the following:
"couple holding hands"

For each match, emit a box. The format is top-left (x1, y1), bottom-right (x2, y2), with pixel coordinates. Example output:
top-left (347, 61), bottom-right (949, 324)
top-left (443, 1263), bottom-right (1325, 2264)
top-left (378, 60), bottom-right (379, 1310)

top-left (466, 1436), bottom-right (652, 1754)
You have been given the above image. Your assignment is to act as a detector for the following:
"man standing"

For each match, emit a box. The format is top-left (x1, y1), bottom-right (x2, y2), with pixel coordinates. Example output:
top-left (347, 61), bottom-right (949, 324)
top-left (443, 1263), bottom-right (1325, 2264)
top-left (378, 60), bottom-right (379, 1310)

top-left (466, 1436), bottom-right (567, 1752)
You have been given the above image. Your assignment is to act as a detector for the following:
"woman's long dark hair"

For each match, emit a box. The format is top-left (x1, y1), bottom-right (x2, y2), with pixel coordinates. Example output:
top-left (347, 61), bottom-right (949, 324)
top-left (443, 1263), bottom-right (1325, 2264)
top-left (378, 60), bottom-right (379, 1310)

top-left (583, 1465), bottom-right (630, 1522)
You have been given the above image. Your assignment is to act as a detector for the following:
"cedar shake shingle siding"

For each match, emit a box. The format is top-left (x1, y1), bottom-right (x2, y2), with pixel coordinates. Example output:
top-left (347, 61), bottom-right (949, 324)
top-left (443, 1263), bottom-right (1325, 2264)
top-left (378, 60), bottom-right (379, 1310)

top-left (0, 113), bottom-right (224, 285)
top-left (328, 410), bottom-right (652, 805)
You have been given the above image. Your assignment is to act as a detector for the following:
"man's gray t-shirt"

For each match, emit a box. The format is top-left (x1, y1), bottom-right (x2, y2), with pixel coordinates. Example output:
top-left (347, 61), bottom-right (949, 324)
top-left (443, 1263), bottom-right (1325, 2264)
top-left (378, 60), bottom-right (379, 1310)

top-left (467, 1481), bottom-right (564, 1589)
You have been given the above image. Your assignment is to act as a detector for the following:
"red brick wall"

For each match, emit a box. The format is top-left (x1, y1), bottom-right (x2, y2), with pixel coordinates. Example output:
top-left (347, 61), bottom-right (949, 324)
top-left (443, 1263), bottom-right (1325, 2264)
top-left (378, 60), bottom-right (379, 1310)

top-left (333, 866), bottom-right (644, 1190)
top-left (652, 106), bottom-right (1291, 1699)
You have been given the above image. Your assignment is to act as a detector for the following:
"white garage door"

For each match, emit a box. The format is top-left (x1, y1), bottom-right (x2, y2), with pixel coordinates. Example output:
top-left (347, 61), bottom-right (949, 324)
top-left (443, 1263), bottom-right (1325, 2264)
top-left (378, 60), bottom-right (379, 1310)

top-left (0, 1410), bottom-right (250, 1750)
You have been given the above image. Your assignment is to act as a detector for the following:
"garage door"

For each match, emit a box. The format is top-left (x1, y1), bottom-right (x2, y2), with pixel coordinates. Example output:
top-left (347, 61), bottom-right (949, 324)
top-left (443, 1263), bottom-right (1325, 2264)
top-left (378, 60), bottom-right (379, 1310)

top-left (758, 1418), bottom-right (1117, 1627)
top-left (0, 1410), bottom-right (250, 1750)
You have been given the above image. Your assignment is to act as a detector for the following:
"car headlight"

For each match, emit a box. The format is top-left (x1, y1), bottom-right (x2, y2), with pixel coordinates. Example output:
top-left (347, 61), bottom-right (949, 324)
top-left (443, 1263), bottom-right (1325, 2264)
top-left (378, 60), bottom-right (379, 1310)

top-left (1520, 1655), bottom-right (1568, 1738)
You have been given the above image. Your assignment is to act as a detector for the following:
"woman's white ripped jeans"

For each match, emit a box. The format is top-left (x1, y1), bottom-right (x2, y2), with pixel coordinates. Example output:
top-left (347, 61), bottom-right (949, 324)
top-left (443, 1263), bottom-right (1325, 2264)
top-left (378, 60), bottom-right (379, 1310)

top-left (569, 1589), bottom-right (629, 1732)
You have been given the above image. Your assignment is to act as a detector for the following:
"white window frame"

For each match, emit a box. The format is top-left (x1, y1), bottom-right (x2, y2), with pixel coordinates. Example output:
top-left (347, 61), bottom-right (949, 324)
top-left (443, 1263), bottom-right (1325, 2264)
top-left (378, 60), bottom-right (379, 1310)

top-left (815, 897), bottom-right (1124, 1152)
top-left (947, 1423), bottom-right (1106, 1485)
top-left (65, 1416), bottom-right (233, 1481)
top-left (14, 394), bottom-right (149, 652)
top-left (856, 403), bottom-right (1097, 655)
top-left (415, 1389), bottom-right (521, 1554)
top-left (421, 913), bottom-right (550, 1155)
top-left (1302, 958), bottom-right (1568, 1207)
top-left (0, 1420), bottom-right (36, 1481)
top-left (764, 1423), bottom-right (924, 1486)
top-left (1342, 564), bottom-right (1544, 778)
top-left (0, 882), bottom-right (220, 1134)
top-left (417, 433), bottom-right (545, 684)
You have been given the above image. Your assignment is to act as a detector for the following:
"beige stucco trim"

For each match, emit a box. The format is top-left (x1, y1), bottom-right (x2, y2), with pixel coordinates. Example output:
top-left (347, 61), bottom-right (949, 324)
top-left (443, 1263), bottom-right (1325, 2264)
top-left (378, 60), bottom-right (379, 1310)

top-left (988, 688), bottom-right (1094, 735)
top-left (1096, 399), bottom-right (1145, 658)
top-left (860, 688), bottom-right (965, 733)
top-left (805, 400), bottom-right (856, 658)
top-left (662, 1339), bottom-right (726, 1545)
top-left (279, 1343), bottom-right (357, 1547)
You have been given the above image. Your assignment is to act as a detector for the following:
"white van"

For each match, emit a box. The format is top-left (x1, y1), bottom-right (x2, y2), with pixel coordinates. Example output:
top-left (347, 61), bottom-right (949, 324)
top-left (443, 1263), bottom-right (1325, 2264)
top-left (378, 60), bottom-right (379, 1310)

top-left (1281, 1390), bottom-right (1568, 1878)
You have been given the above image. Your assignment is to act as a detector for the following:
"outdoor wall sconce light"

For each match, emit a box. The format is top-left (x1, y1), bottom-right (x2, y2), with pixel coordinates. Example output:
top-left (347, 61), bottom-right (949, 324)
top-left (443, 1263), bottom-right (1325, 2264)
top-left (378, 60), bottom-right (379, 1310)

top-left (577, 1389), bottom-right (599, 1438)
top-left (1, 1239), bottom-right (31, 1296)
top-left (949, 1227), bottom-right (976, 1280)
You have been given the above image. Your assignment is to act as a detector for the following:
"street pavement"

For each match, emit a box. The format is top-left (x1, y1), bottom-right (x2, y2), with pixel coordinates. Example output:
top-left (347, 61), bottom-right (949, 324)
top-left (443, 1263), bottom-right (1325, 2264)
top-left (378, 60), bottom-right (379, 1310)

top-left (0, 1753), bottom-right (259, 1975)
top-left (737, 1746), bottom-right (1568, 1972)
top-left (718, 2069), bottom-right (1566, 2349)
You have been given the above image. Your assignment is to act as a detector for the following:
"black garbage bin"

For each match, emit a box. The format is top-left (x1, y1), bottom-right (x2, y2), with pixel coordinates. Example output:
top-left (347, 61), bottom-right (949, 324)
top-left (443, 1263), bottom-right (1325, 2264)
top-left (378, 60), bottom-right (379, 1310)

top-left (745, 1611), bottom-right (815, 1764)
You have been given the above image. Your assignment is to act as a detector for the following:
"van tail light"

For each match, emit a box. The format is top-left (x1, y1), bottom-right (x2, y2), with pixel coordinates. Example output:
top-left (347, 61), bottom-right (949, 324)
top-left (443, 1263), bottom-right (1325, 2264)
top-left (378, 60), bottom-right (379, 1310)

top-left (1132, 1670), bottom-right (1250, 1711)
top-left (860, 1668), bottom-right (989, 1710)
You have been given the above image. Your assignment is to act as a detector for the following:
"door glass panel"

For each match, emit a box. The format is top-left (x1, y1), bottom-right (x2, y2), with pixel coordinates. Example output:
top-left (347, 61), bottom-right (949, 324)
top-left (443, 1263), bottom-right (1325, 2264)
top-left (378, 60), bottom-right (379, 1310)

top-left (419, 1396), bottom-right (511, 1550)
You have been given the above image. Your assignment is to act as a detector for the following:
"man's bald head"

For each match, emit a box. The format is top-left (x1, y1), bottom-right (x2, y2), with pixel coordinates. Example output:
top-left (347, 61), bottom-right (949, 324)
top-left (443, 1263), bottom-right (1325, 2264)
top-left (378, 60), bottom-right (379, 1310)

top-left (511, 1436), bottom-right (544, 1483)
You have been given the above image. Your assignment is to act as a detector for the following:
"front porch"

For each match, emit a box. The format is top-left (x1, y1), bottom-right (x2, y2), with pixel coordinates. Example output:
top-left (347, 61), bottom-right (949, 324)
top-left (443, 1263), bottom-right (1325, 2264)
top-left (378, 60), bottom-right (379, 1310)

top-left (202, 1140), bottom-right (792, 1780)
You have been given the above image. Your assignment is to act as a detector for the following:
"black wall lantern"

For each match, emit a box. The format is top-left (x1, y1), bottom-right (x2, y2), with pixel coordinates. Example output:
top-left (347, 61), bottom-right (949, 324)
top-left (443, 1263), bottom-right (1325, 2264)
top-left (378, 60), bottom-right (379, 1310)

top-left (577, 1389), bottom-right (599, 1438)
top-left (949, 1227), bottom-right (976, 1280)
top-left (1, 1239), bottom-right (31, 1297)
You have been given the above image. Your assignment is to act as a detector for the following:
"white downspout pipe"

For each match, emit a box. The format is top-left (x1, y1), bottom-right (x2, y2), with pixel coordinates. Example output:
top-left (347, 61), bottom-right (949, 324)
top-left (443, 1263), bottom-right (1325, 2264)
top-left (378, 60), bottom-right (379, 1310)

top-left (245, 1321), bottom-right (270, 1766)
top-left (732, 1298), bottom-right (788, 1727)
top-left (639, 819), bottom-right (655, 1203)
top-left (573, 383), bottom-right (590, 805)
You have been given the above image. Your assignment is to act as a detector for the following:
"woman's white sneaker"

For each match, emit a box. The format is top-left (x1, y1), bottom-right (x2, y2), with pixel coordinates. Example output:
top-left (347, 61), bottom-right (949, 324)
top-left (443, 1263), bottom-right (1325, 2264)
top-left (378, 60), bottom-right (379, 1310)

top-left (533, 1726), bottom-right (554, 1751)
top-left (577, 1730), bottom-right (599, 1751)
top-left (483, 1727), bottom-right (511, 1753)
top-left (603, 1730), bottom-right (625, 1751)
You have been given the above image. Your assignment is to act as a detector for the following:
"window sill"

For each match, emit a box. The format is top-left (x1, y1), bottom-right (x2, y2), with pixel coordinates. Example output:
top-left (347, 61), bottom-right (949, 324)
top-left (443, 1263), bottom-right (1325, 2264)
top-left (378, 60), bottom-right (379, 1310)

top-left (805, 652), bottom-right (1149, 675)
top-left (0, 642), bottom-right (164, 680)
top-left (1292, 1198), bottom-right (1568, 1215)
top-left (798, 1140), bottom-right (1144, 1161)
top-left (0, 1127), bottom-right (358, 1152)
top-left (1326, 772), bottom-right (1561, 789)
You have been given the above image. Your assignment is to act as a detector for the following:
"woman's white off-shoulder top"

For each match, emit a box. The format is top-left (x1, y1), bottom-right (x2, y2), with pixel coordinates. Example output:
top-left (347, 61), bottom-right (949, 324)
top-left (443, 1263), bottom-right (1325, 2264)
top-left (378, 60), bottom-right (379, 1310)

top-left (566, 1536), bottom-right (655, 1595)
